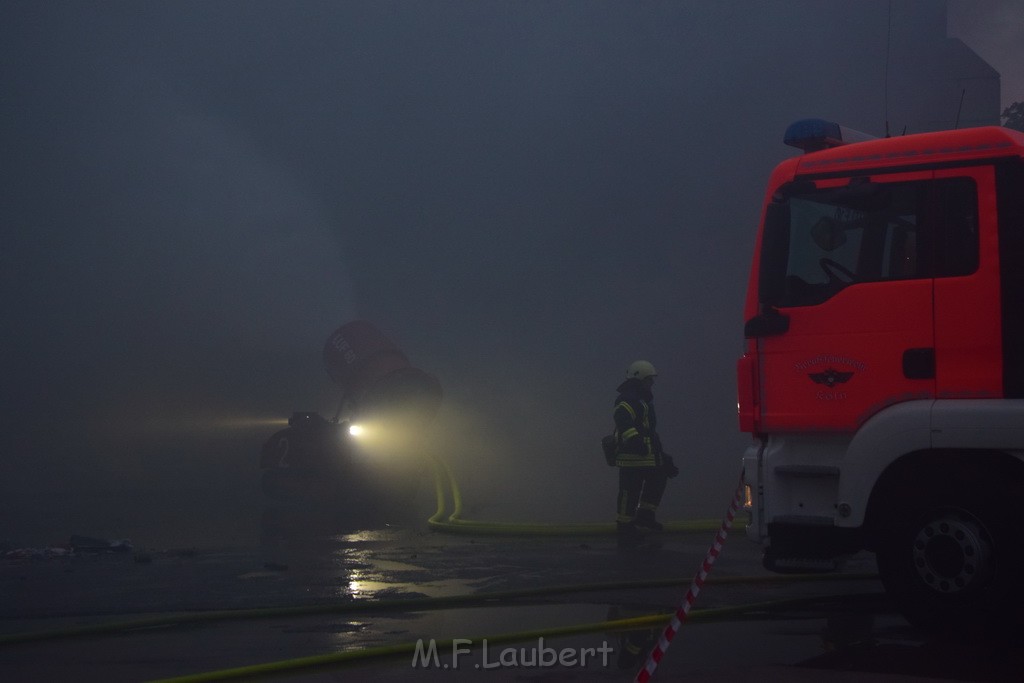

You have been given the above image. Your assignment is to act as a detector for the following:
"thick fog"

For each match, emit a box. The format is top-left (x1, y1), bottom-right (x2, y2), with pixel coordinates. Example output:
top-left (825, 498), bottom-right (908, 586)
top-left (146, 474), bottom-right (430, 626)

top-left (2, 1), bottom-right (1020, 548)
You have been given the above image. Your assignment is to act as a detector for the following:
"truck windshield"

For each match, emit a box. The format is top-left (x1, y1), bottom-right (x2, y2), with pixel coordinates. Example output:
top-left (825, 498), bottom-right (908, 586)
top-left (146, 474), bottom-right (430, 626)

top-left (762, 176), bottom-right (978, 308)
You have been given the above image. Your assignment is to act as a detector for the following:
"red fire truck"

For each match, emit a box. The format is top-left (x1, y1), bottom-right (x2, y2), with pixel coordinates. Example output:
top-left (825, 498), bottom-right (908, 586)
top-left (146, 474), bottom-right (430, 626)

top-left (738, 119), bottom-right (1024, 633)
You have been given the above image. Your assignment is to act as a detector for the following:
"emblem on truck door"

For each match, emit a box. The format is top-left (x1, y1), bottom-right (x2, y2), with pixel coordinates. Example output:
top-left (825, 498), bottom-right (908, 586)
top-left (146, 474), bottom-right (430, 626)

top-left (808, 368), bottom-right (854, 387)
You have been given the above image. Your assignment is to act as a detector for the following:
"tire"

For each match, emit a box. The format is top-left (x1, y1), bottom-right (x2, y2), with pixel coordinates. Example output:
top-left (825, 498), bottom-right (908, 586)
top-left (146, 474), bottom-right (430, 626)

top-left (875, 471), bottom-right (1023, 639)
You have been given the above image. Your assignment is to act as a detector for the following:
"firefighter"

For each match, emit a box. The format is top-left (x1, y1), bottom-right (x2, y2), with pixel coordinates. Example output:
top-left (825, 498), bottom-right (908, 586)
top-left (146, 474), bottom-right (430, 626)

top-left (613, 360), bottom-right (678, 547)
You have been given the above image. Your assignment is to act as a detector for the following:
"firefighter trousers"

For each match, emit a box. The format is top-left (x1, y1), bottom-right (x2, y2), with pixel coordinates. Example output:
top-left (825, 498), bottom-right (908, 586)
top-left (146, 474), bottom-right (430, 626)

top-left (616, 465), bottom-right (667, 523)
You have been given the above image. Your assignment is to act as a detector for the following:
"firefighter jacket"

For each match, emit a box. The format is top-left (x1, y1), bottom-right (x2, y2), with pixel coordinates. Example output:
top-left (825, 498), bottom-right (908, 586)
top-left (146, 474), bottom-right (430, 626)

top-left (613, 378), bottom-right (663, 467)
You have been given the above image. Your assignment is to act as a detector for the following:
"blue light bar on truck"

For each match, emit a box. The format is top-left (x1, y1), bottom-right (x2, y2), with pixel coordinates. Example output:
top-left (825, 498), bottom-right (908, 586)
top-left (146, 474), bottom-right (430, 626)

top-left (784, 118), bottom-right (877, 153)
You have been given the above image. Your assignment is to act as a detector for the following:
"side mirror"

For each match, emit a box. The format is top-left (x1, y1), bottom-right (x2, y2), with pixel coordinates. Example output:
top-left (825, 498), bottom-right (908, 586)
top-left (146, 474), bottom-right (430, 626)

top-left (811, 216), bottom-right (847, 251)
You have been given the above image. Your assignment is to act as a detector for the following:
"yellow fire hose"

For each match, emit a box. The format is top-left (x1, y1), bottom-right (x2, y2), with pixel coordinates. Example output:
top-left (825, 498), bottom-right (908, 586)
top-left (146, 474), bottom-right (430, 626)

top-left (141, 590), bottom-right (885, 683)
top-left (427, 453), bottom-right (723, 535)
top-left (0, 454), bottom-right (881, 682)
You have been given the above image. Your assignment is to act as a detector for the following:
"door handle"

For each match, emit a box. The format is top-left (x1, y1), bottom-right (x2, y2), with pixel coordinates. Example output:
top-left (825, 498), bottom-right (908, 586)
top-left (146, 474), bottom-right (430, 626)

top-left (903, 348), bottom-right (935, 380)
top-left (744, 309), bottom-right (790, 338)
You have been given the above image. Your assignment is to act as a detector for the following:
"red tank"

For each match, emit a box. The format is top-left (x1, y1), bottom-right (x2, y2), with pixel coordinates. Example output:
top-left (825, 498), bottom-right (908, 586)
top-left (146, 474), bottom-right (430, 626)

top-left (324, 320), bottom-right (410, 391)
top-left (322, 320), bottom-right (442, 422)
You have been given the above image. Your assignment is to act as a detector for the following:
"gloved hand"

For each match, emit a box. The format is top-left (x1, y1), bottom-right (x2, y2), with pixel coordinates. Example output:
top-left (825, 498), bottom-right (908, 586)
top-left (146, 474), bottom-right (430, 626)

top-left (661, 454), bottom-right (679, 479)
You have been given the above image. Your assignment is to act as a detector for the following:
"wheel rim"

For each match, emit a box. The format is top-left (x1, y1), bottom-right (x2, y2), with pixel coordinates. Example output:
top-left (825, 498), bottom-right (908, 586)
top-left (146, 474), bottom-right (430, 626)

top-left (911, 511), bottom-right (992, 594)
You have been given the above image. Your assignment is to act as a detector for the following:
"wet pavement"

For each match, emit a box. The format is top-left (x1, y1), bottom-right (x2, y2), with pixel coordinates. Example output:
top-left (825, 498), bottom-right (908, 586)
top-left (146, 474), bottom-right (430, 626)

top-left (1, 525), bottom-right (1021, 682)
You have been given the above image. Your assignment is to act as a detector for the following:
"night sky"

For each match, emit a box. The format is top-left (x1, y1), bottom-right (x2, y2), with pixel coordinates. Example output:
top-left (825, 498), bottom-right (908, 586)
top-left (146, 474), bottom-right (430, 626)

top-left (2, 1), bottom-right (1021, 547)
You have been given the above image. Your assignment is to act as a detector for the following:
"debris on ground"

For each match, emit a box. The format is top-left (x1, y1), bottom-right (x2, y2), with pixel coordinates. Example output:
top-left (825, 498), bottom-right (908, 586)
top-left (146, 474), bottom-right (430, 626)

top-left (2, 535), bottom-right (134, 560)
top-left (69, 535), bottom-right (133, 553)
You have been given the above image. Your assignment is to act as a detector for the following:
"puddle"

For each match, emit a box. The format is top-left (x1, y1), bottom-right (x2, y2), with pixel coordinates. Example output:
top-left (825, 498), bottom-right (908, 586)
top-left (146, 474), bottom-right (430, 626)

top-left (366, 559), bottom-right (426, 572)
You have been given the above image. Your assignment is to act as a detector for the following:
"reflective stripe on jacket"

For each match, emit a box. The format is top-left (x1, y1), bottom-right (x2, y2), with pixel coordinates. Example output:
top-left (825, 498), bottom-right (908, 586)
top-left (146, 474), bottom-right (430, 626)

top-left (613, 381), bottom-right (659, 467)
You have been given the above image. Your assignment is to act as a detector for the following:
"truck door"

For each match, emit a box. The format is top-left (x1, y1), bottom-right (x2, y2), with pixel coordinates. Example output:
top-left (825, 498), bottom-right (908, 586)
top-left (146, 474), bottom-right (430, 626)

top-left (932, 167), bottom-right (1000, 399)
top-left (749, 171), bottom-right (953, 432)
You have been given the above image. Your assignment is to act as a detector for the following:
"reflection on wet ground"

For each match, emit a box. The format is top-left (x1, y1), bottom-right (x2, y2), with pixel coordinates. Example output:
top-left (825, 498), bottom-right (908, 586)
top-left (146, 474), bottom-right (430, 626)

top-left (1, 526), bottom-right (1022, 681)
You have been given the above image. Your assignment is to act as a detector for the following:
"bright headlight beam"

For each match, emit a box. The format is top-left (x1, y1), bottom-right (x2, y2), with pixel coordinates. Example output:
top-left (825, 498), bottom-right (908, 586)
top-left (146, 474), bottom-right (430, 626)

top-left (348, 424), bottom-right (365, 437)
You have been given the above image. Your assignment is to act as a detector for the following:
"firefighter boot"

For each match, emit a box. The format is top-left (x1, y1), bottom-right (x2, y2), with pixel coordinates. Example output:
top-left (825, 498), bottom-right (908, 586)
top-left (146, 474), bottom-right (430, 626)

top-left (616, 522), bottom-right (646, 549)
top-left (634, 508), bottom-right (663, 532)
top-left (617, 633), bottom-right (647, 669)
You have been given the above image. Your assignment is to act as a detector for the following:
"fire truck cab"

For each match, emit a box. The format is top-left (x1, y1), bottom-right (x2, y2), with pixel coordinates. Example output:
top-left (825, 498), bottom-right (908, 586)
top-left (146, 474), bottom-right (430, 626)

top-left (738, 119), bottom-right (1024, 632)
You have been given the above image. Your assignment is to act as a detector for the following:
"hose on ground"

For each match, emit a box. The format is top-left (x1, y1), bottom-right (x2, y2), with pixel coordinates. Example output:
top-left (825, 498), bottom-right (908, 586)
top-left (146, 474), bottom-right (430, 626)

top-left (0, 572), bottom-right (879, 647)
top-left (426, 453), bottom-right (723, 534)
top-left (144, 591), bottom-right (888, 683)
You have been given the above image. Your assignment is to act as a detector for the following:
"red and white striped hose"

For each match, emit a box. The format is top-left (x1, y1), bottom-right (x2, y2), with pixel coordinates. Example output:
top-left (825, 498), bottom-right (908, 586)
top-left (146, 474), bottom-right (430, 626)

top-left (634, 474), bottom-right (745, 683)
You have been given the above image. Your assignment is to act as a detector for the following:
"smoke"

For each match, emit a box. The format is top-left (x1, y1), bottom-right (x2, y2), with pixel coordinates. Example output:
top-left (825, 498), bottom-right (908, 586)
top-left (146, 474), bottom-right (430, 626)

top-left (2, 0), bottom-right (1016, 547)
top-left (1, 49), bottom-right (353, 547)
top-left (949, 0), bottom-right (1024, 107)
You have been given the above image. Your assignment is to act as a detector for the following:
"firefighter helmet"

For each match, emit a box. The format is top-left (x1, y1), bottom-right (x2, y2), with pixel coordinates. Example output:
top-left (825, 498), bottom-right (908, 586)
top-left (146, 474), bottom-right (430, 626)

top-left (626, 360), bottom-right (657, 380)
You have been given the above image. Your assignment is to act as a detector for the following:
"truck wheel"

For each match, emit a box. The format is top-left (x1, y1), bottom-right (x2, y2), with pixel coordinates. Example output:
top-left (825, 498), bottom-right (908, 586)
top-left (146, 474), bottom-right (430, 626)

top-left (875, 479), bottom-right (1022, 638)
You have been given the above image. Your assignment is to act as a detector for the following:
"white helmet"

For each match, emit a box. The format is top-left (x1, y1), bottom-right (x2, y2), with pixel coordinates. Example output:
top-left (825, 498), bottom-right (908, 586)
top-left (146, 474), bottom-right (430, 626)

top-left (626, 360), bottom-right (657, 380)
